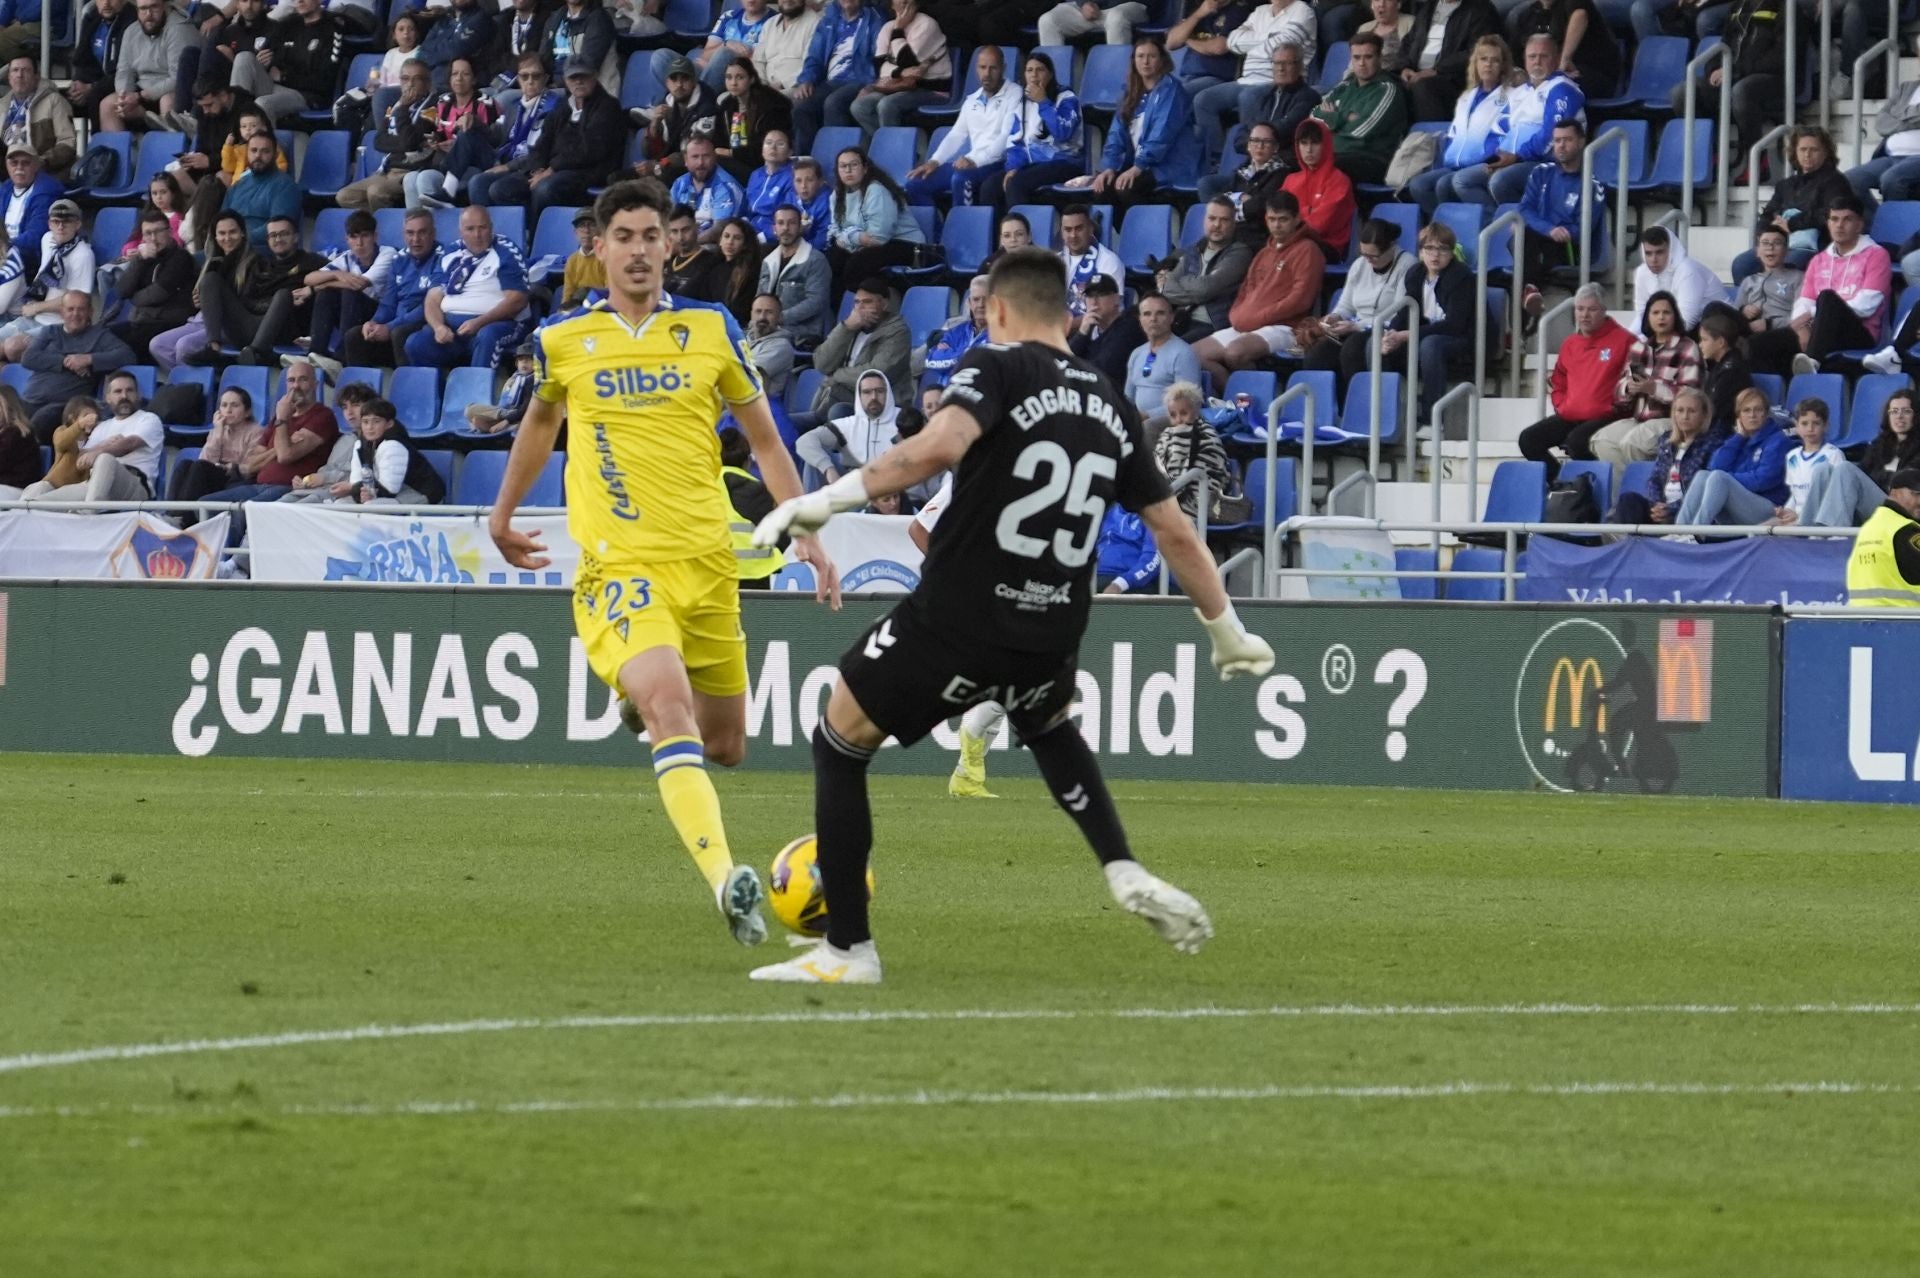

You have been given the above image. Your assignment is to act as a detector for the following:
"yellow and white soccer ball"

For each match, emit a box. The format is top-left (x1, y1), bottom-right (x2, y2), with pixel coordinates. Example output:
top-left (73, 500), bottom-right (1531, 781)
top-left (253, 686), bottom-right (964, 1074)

top-left (768, 835), bottom-right (875, 937)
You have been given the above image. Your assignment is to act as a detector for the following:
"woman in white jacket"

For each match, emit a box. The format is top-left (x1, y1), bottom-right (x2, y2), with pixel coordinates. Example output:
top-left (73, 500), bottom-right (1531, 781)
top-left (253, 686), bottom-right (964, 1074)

top-left (1405, 35), bottom-right (1514, 216)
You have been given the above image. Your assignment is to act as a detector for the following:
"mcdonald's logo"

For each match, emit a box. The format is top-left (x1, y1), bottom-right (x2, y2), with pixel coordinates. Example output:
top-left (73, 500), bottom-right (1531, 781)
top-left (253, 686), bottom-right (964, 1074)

top-left (1544, 657), bottom-right (1608, 735)
top-left (1658, 618), bottom-right (1714, 723)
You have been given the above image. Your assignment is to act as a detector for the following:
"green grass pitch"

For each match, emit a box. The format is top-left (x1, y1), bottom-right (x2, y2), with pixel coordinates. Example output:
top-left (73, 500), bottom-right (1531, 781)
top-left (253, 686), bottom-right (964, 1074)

top-left (4, 753), bottom-right (1919, 1276)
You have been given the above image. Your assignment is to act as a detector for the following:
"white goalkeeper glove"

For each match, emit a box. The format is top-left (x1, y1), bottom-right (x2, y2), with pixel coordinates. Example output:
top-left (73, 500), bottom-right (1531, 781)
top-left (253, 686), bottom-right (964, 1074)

top-left (752, 470), bottom-right (873, 547)
top-left (1196, 602), bottom-right (1274, 680)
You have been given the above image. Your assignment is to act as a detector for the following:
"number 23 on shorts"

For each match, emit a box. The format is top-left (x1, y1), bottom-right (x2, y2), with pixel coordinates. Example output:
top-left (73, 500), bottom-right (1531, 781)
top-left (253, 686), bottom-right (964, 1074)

top-left (591, 576), bottom-right (653, 624)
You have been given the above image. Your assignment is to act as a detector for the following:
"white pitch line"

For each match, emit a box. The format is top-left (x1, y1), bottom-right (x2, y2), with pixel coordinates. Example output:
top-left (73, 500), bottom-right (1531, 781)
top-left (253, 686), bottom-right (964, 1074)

top-left (6, 1002), bottom-right (1920, 1077)
top-left (0, 1079), bottom-right (1910, 1122)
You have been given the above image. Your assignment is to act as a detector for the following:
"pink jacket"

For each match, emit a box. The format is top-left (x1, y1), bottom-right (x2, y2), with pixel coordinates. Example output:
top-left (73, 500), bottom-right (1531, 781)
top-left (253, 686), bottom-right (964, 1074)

top-left (1793, 236), bottom-right (1892, 339)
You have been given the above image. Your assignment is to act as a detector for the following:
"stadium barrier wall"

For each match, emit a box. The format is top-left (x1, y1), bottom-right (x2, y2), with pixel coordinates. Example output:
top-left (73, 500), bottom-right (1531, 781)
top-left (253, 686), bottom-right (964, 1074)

top-left (0, 583), bottom-right (1779, 797)
top-left (1781, 615), bottom-right (1920, 803)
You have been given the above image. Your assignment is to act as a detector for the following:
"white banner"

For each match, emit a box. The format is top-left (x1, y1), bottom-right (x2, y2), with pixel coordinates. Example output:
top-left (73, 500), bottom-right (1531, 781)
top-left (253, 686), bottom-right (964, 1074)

top-left (247, 503), bottom-right (584, 586)
top-left (0, 509), bottom-right (230, 579)
top-left (1284, 519), bottom-right (1402, 600)
top-left (769, 513), bottom-right (923, 594)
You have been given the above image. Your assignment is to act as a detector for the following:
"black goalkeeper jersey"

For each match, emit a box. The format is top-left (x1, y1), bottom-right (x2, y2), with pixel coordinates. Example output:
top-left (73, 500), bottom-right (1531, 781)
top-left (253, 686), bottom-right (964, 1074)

top-left (912, 340), bottom-right (1172, 654)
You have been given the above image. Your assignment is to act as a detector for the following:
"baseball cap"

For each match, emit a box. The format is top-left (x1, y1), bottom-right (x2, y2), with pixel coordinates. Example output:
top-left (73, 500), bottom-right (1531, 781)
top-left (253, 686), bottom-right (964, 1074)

top-left (572, 209), bottom-right (596, 227)
top-left (1890, 468), bottom-right (1920, 492)
top-left (563, 56), bottom-right (597, 79)
top-left (514, 342), bottom-right (535, 359)
top-left (665, 54), bottom-right (696, 78)
top-left (48, 198), bottom-right (80, 220)
top-left (5, 142), bottom-right (34, 159)
top-left (1083, 273), bottom-right (1120, 297)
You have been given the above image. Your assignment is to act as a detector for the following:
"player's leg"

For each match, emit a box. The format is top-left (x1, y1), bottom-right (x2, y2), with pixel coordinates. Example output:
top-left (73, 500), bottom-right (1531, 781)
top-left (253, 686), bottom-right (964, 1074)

top-left (1017, 707), bottom-right (1214, 955)
top-left (949, 699), bottom-right (1004, 799)
top-left (749, 677), bottom-right (886, 984)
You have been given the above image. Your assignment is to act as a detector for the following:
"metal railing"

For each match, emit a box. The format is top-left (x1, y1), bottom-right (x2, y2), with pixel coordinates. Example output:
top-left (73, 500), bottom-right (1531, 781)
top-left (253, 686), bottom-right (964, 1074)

top-left (1367, 293), bottom-right (1419, 491)
top-left (1680, 40), bottom-right (1732, 230)
top-left (1533, 295), bottom-right (1576, 413)
top-left (1156, 466), bottom-right (1207, 595)
top-left (1579, 126), bottom-right (1633, 309)
top-left (1325, 468), bottom-right (1374, 516)
top-left (1475, 209), bottom-right (1525, 400)
top-left (1215, 546), bottom-right (1261, 590)
top-left (1425, 383), bottom-right (1479, 554)
top-left (1852, 37), bottom-right (1901, 168)
top-left (1744, 122), bottom-right (1794, 237)
top-left (1262, 379), bottom-right (1320, 589)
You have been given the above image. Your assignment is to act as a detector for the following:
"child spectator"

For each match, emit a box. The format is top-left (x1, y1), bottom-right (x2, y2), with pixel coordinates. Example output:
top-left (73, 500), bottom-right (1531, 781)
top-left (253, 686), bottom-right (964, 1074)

top-left (1778, 397), bottom-right (1845, 523)
top-left (465, 344), bottom-right (538, 434)
top-left (1734, 226), bottom-right (1805, 335)
top-left (1802, 388), bottom-right (1920, 526)
top-left (561, 210), bottom-right (606, 309)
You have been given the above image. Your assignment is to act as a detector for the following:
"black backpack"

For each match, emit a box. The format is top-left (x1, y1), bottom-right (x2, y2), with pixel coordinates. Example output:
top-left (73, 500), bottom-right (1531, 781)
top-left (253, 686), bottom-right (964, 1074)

top-left (70, 144), bottom-right (120, 192)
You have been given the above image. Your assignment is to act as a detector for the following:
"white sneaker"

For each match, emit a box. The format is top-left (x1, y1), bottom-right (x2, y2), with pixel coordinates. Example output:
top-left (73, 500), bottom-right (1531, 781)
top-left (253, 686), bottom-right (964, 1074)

top-left (1104, 860), bottom-right (1213, 955)
top-left (1864, 347), bottom-right (1902, 375)
top-left (719, 863), bottom-right (768, 947)
top-left (749, 938), bottom-right (882, 983)
top-left (1791, 353), bottom-right (1820, 376)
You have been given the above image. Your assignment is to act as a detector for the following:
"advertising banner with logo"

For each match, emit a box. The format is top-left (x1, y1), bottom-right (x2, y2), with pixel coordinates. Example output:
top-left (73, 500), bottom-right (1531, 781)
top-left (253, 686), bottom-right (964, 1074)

top-left (247, 504), bottom-right (583, 587)
top-left (1521, 536), bottom-right (1849, 606)
top-left (0, 584), bottom-right (1777, 795)
top-left (0, 510), bottom-right (230, 579)
top-left (768, 513), bottom-right (922, 595)
top-left (1781, 616), bottom-right (1920, 802)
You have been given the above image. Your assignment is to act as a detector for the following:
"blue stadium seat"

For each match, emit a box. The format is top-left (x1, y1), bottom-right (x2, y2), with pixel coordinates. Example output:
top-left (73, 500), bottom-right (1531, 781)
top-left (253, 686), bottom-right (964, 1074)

top-left (454, 450), bottom-right (564, 505)
top-left (1213, 456), bottom-right (1297, 531)
top-left (1619, 460), bottom-right (1657, 508)
top-left (1629, 117), bottom-right (1712, 199)
top-left (311, 207), bottom-right (352, 253)
top-left (1032, 43), bottom-right (1075, 85)
top-left (1369, 203), bottom-right (1419, 253)
top-left (901, 285), bottom-right (954, 343)
top-left (111, 366), bottom-right (157, 402)
top-left (621, 50), bottom-right (663, 110)
top-left (868, 126), bottom-right (918, 179)
top-left (1394, 547), bottom-right (1438, 600)
top-left (356, 141), bottom-right (384, 181)
top-left (1316, 41), bottom-right (1349, 92)
top-left (1222, 369), bottom-right (1276, 429)
top-left (1591, 35), bottom-right (1689, 112)
top-left (432, 206), bottom-right (462, 246)
top-left (1482, 460), bottom-right (1548, 522)
top-left (165, 446), bottom-right (202, 497)
top-left (906, 203), bottom-right (936, 243)
top-left (346, 52), bottom-right (382, 88)
top-left (1339, 371), bottom-right (1404, 451)
top-left (374, 206), bottom-right (407, 248)
top-left (1445, 546), bottom-right (1511, 600)
top-left (488, 204), bottom-right (527, 253)
top-left (936, 204), bottom-right (994, 277)
top-left (70, 133), bottom-right (132, 198)
top-left (1010, 203), bottom-right (1057, 249)
top-left (1785, 372), bottom-right (1846, 427)
top-left (810, 125), bottom-right (862, 166)
top-left (1180, 201), bottom-right (1209, 247)
top-left (218, 366), bottom-right (270, 424)
top-left (0, 362), bottom-right (28, 395)
top-left (388, 366), bottom-right (441, 435)
top-left (530, 205), bottom-right (583, 269)
top-left (419, 448), bottom-right (455, 497)
top-left (1116, 204), bottom-right (1172, 278)
top-left (90, 206), bottom-right (137, 262)
top-left (1837, 373), bottom-right (1905, 450)
top-left (1873, 201), bottom-right (1920, 251)
top-left (95, 132), bottom-right (187, 203)
top-left (1433, 202), bottom-right (1484, 269)
top-left (438, 366), bottom-right (497, 434)
top-left (1557, 459), bottom-right (1613, 520)
top-left (298, 131), bottom-right (351, 209)
top-left (1077, 45), bottom-right (1132, 120)
top-left (787, 367), bottom-right (825, 419)
top-left (161, 366), bottom-right (215, 440)
top-left (336, 366), bottom-right (383, 398)
top-left (1582, 117), bottom-right (1649, 187)
top-left (1751, 371), bottom-right (1784, 407)
top-left (663, 0), bottom-right (715, 40)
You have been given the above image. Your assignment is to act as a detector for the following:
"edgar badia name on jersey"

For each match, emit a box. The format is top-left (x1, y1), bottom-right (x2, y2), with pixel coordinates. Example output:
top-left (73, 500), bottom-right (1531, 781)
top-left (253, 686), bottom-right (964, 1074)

top-left (949, 357), bottom-right (1135, 459)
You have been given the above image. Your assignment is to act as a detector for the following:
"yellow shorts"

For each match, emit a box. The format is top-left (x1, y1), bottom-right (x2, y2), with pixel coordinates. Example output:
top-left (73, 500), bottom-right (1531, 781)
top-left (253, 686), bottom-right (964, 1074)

top-left (572, 548), bottom-right (748, 697)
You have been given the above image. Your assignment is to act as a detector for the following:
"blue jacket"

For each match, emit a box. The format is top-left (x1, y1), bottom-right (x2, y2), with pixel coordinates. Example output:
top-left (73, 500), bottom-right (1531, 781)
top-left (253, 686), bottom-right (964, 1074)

top-left (1100, 78), bottom-right (1198, 187)
top-left (373, 244), bottom-right (441, 328)
top-left (1706, 417), bottom-right (1791, 506)
top-left (796, 187), bottom-right (831, 250)
top-left (921, 316), bottom-right (987, 385)
top-left (1006, 90), bottom-right (1082, 169)
top-left (419, 2), bottom-right (495, 70)
top-left (1499, 73), bottom-right (1583, 163)
top-left (745, 164), bottom-right (795, 239)
top-left (0, 171), bottom-right (61, 260)
top-left (1441, 83), bottom-right (1509, 168)
top-left (671, 166), bottom-right (746, 232)
top-left (0, 0), bottom-right (69, 33)
top-left (1096, 506), bottom-right (1160, 590)
top-left (799, 3), bottom-right (885, 90)
top-left (1519, 161), bottom-right (1603, 243)
top-left (221, 169), bottom-right (300, 250)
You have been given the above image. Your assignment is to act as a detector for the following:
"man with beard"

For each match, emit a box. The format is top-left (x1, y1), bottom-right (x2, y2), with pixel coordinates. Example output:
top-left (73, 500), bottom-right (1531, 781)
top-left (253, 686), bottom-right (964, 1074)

top-left (744, 291), bottom-right (795, 395)
top-left (113, 208), bottom-right (198, 354)
top-left (221, 131), bottom-right (300, 249)
top-left (755, 203), bottom-right (829, 344)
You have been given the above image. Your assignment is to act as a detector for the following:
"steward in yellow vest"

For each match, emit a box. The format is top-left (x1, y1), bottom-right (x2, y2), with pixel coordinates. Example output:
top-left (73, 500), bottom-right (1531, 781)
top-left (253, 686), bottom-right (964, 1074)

top-left (1846, 469), bottom-right (1920, 607)
top-left (719, 428), bottom-right (782, 582)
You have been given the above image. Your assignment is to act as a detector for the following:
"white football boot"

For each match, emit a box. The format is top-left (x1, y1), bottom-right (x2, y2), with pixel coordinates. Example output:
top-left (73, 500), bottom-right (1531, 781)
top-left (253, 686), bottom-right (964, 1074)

top-left (719, 864), bottom-right (768, 947)
top-left (1104, 860), bottom-right (1213, 955)
top-left (749, 939), bottom-right (883, 984)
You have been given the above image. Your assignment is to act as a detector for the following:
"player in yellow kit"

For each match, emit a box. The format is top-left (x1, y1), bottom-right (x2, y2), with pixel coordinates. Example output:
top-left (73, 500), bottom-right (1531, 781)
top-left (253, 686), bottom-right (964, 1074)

top-left (488, 178), bottom-right (840, 948)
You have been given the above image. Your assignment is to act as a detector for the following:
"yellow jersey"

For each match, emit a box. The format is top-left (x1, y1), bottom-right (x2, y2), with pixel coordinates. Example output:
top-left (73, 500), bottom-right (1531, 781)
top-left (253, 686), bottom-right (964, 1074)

top-left (532, 294), bottom-right (764, 565)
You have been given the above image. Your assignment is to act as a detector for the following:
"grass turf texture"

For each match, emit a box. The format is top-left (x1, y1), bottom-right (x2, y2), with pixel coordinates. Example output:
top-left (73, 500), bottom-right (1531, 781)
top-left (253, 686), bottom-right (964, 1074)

top-left (3, 754), bottom-right (1919, 1277)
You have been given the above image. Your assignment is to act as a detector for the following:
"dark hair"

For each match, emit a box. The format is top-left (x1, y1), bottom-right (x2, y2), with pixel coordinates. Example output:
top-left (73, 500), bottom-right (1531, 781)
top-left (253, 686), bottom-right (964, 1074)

top-left (1640, 225), bottom-right (1670, 249)
top-left (854, 275), bottom-right (891, 298)
top-left (1881, 389), bottom-right (1918, 441)
top-left (361, 396), bottom-right (398, 423)
top-left (831, 146), bottom-right (907, 222)
top-left (218, 384), bottom-right (254, 413)
top-left (1118, 37), bottom-right (1171, 121)
top-left (1792, 396), bottom-right (1829, 424)
top-left (265, 214), bottom-right (297, 235)
top-left (404, 207), bottom-right (434, 227)
top-left (718, 216), bottom-right (763, 303)
top-left (1639, 289), bottom-right (1680, 338)
top-left (1265, 189), bottom-right (1301, 218)
top-left (345, 210), bottom-right (377, 237)
top-left (894, 405), bottom-right (926, 438)
top-left (104, 370), bottom-right (139, 392)
top-left (1553, 116), bottom-right (1585, 139)
top-left (753, 290), bottom-right (781, 312)
top-left (1828, 192), bottom-right (1866, 217)
top-left (1697, 310), bottom-right (1741, 347)
top-left (336, 382), bottom-right (377, 408)
top-left (1359, 217), bottom-right (1401, 250)
top-left (1348, 30), bottom-right (1383, 53)
top-left (210, 210), bottom-right (250, 251)
top-left (1022, 51), bottom-right (1059, 99)
top-left (986, 247), bottom-right (1069, 320)
top-left (137, 207), bottom-right (171, 229)
top-left (718, 426), bottom-right (752, 468)
top-left (596, 178), bottom-right (674, 231)
top-left (1754, 224), bottom-right (1787, 245)
top-left (1000, 210), bottom-right (1031, 235)
top-left (772, 202), bottom-right (802, 220)
top-left (193, 75), bottom-right (231, 99)
top-left (1062, 202), bottom-right (1092, 223)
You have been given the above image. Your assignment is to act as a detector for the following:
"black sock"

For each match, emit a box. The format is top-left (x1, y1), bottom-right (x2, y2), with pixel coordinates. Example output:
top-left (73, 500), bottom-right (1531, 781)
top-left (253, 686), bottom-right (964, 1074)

top-left (813, 721), bottom-right (876, 950)
top-left (1023, 717), bottom-right (1133, 866)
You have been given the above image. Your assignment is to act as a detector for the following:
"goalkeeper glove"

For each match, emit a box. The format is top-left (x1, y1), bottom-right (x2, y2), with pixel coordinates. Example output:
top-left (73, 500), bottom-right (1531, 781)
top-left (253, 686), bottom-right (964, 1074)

top-left (1196, 602), bottom-right (1274, 680)
top-left (752, 470), bottom-right (873, 547)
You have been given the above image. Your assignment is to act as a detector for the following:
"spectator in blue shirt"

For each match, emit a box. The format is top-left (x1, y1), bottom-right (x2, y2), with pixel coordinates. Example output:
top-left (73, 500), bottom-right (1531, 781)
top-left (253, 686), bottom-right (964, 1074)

top-left (1125, 293), bottom-right (1201, 418)
top-left (405, 206), bottom-right (531, 370)
top-left (789, 155), bottom-right (833, 250)
top-left (999, 51), bottom-right (1084, 208)
top-left (344, 207), bottom-right (440, 367)
top-left (0, 144), bottom-right (60, 270)
top-left (745, 129), bottom-right (796, 239)
top-left (1095, 505), bottom-right (1162, 592)
top-left (789, 0), bottom-right (883, 153)
top-left (671, 134), bottom-right (747, 243)
top-left (1087, 38), bottom-right (1200, 207)
top-left (653, 0), bottom-right (772, 92)
top-left (1447, 32), bottom-right (1581, 208)
top-left (921, 274), bottom-right (990, 386)
top-left (1674, 387), bottom-right (1792, 527)
top-left (418, 0), bottom-right (495, 89)
top-left (221, 132), bottom-right (300, 250)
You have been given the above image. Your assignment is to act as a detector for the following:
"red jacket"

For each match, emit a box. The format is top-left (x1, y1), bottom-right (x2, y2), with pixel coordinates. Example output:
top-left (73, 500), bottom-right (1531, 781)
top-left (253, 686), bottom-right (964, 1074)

top-left (1228, 227), bottom-right (1325, 334)
top-left (1549, 317), bottom-right (1633, 421)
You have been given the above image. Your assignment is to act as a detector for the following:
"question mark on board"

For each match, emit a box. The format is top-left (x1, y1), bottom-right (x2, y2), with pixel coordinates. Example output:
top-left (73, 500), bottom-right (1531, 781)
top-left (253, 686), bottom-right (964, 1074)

top-left (1373, 649), bottom-right (1428, 762)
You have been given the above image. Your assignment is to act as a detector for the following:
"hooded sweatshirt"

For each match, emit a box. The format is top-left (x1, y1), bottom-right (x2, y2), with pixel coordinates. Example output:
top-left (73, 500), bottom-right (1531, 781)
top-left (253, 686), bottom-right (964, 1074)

top-left (1441, 79), bottom-right (1509, 169)
top-left (797, 368), bottom-right (898, 475)
top-left (1631, 236), bottom-right (1729, 330)
top-left (1793, 235), bottom-right (1893, 340)
top-left (1228, 224), bottom-right (1325, 334)
top-left (1280, 119), bottom-right (1355, 260)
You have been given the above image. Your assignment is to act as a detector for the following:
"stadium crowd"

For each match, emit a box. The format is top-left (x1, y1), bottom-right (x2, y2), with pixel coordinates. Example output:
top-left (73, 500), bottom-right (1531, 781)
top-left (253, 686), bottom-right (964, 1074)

top-left (0, 0), bottom-right (1915, 565)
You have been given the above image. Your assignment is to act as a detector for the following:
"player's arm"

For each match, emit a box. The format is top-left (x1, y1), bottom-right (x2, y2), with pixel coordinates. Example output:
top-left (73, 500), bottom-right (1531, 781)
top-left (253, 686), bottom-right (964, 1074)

top-left (731, 392), bottom-right (843, 608)
top-left (752, 404), bottom-right (981, 543)
top-left (1138, 496), bottom-right (1275, 680)
top-left (486, 393), bottom-right (565, 568)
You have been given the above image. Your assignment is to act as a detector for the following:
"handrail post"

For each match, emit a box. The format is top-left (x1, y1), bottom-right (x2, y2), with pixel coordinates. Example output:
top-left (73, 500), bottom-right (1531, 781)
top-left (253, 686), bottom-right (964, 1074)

top-left (1784, 0), bottom-right (1796, 171)
top-left (1577, 127), bottom-right (1623, 286)
top-left (1745, 122), bottom-right (1794, 236)
top-left (1576, 127), bottom-right (1633, 311)
top-left (1680, 43), bottom-right (1730, 232)
top-left (1476, 209), bottom-right (1524, 405)
top-left (1504, 529), bottom-right (1518, 601)
top-left (1367, 293), bottom-right (1417, 503)
top-left (1157, 467), bottom-right (1205, 595)
top-left (1261, 380), bottom-right (1315, 596)
top-left (1612, 134), bottom-right (1629, 309)
top-left (1820, 0), bottom-right (1833, 132)
top-left (1853, 38), bottom-right (1900, 168)
top-left (1427, 383), bottom-right (1477, 532)
top-left (1534, 296), bottom-right (1576, 413)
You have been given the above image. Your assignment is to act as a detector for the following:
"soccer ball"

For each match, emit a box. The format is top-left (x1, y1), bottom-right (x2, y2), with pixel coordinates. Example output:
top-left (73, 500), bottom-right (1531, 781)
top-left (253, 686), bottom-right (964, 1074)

top-left (768, 835), bottom-right (875, 937)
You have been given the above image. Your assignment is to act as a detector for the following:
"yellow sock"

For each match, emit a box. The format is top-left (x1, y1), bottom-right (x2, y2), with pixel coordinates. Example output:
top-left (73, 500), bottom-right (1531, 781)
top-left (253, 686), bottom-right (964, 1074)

top-left (652, 735), bottom-right (734, 895)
